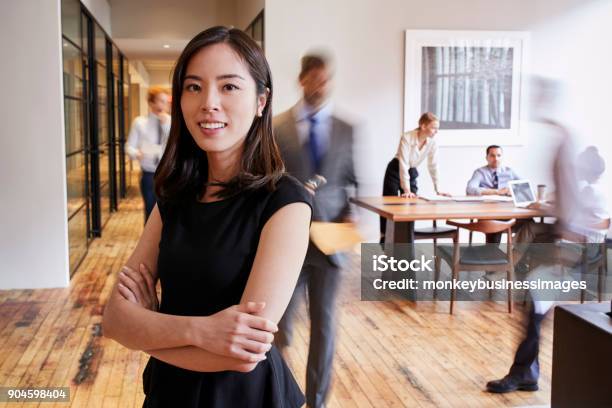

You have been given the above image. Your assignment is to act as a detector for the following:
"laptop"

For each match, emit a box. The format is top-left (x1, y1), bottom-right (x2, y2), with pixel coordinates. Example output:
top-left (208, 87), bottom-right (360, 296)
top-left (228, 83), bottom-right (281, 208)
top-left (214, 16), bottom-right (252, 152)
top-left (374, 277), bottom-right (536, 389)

top-left (508, 180), bottom-right (536, 208)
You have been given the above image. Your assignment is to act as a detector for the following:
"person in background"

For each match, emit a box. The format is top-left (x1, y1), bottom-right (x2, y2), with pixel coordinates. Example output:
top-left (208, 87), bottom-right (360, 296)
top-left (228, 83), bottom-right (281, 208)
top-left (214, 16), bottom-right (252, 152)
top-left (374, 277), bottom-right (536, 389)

top-left (487, 144), bottom-right (609, 394)
top-left (380, 112), bottom-right (449, 243)
top-left (103, 26), bottom-right (312, 407)
top-left (466, 145), bottom-right (520, 196)
top-left (485, 74), bottom-right (609, 396)
top-left (274, 52), bottom-right (357, 408)
top-left (466, 144), bottom-right (522, 244)
top-left (126, 86), bottom-right (171, 222)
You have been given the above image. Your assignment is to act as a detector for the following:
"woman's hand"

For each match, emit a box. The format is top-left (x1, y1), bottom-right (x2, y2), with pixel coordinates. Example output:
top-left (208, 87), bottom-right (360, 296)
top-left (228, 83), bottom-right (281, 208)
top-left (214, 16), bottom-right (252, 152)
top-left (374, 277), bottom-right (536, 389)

top-left (117, 264), bottom-right (159, 311)
top-left (436, 191), bottom-right (452, 197)
top-left (190, 302), bottom-right (277, 363)
top-left (401, 192), bottom-right (417, 198)
top-left (118, 265), bottom-right (276, 362)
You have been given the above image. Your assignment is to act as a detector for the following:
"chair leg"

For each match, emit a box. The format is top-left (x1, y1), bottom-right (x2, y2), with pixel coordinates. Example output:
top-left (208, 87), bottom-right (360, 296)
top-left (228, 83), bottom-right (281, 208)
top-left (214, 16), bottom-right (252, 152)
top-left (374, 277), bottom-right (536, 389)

top-left (433, 238), bottom-right (438, 265)
top-left (433, 250), bottom-right (440, 300)
top-left (507, 267), bottom-right (513, 313)
top-left (580, 264), bottom-right (586, 304)
top-left (521, 253), bottom-right (530, 305)
top-left (604, 245), bottom-right (608, 301)
top-left (469, 218), bottom-right (475, 244)
top-left (597, 265), bottom-right (603, 303)
top-left (450, 266), bottom-right (458, 314)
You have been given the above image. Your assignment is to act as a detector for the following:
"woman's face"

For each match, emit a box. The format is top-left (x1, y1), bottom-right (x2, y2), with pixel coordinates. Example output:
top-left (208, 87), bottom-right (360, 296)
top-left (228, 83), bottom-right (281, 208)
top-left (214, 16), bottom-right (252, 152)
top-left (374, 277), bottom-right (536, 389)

top-left (420, 120), bottom-right (440, 138)
top-left (180, 43), bottom-right (267, 155)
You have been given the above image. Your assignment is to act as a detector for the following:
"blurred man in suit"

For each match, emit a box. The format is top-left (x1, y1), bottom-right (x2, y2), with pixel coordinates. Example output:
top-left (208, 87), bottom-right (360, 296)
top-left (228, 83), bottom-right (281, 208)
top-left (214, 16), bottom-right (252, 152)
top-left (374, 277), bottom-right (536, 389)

top-left (274, 53), bottom-right (357, 408)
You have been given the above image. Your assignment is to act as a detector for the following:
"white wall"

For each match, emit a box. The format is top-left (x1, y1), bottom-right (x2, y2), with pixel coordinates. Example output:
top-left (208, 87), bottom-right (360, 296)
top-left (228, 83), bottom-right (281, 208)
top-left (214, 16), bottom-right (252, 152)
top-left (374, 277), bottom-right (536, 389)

top-left (0, 0), bottom-right (69, 288)
top-left (265, 0), bottom-right (612, 239)
top-left (129, 61), bottom-right (152, 117)
top-left (528, 0), bottom-right (612, 191)
top-left (81, 0), bottom-right (112, 35)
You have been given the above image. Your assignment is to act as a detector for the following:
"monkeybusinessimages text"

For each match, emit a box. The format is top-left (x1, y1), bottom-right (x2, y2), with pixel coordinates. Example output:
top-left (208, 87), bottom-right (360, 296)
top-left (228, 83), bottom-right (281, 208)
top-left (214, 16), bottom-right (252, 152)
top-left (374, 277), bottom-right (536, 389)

top-left (370, 254), bottom-right (587, 293)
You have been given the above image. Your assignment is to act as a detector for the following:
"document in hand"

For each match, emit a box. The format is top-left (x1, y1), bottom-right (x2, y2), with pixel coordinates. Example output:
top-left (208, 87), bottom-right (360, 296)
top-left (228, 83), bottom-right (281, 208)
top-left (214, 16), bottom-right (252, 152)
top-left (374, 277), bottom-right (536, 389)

top-left (310, 222), bottom-right (363, 255)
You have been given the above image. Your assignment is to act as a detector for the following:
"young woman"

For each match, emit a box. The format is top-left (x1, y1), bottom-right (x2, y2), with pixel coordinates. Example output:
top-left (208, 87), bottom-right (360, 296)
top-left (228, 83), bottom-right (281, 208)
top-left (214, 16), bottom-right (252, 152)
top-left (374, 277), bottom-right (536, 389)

top-left (102, 26), bottom-right (312, 407)
top-left (380, 112), bottom-right (448, 242)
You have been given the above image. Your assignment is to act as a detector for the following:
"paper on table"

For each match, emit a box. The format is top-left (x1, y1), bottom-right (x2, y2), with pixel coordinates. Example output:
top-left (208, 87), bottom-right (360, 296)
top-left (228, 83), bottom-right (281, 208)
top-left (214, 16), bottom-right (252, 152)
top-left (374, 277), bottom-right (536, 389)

top-left (419, 194), bottom-right (454, 201)
top-left (483, 195), bottom-right (514, 202)
top-left (451, 195), bottom-right (513, 202)
top-left (310, 222), bottom-right (363, 255)
top-left (451, 196), bottom-right (486, 202)
top-left (418, 195), bottom-right (513, 202)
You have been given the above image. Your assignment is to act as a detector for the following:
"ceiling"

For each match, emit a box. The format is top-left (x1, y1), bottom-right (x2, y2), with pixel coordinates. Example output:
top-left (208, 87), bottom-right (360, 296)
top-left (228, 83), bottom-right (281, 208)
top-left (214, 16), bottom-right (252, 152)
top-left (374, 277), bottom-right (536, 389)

top-left (108, 0), bottom-right (237, 61)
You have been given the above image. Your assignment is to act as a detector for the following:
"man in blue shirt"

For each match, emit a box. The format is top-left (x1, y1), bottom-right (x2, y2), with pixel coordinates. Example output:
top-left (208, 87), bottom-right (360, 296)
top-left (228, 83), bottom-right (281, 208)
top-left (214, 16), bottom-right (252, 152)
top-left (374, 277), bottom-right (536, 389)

top-left (466, 145), bottom-right (520, 196)
top-left (466, 145), bottom-right (521, 244)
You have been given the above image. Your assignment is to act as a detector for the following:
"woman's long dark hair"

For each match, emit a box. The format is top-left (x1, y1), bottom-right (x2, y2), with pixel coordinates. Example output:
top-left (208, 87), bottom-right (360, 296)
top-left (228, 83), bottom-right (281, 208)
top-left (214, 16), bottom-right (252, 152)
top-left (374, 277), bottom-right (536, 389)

top-left (155, 26), bottom-right (284, 202)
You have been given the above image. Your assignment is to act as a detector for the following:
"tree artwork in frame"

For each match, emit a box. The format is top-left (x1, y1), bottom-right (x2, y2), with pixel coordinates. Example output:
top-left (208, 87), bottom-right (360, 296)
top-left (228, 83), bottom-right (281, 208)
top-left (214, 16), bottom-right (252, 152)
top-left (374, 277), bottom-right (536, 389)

top-left (404, 30), bottom-right (529, 146)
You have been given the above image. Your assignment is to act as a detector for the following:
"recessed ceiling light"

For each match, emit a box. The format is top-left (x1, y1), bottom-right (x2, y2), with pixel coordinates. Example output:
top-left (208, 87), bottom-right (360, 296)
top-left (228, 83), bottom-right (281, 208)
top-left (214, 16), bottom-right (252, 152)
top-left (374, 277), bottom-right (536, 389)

top-left (163, 44), bottom-right (170, 49)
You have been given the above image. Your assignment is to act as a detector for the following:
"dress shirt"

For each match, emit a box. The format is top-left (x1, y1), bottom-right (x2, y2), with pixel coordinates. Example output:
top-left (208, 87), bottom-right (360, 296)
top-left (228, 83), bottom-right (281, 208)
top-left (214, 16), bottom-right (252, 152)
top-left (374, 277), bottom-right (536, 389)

top-left (395, 129), bottom-right (439, 193)
top-left (126, 112), bottom-right (171, 173)
top-left (466, 165), bottom-right (520, 195)
top-left (292, 99), bottom-right (332, 157)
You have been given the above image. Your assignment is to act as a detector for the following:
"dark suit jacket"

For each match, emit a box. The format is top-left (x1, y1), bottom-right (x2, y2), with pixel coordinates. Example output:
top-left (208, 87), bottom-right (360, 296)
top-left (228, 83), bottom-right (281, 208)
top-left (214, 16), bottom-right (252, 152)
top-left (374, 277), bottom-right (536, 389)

top-left (274, 107), bottom-right (357, 267)
top-left (273, 107), bottom-right (357, 224)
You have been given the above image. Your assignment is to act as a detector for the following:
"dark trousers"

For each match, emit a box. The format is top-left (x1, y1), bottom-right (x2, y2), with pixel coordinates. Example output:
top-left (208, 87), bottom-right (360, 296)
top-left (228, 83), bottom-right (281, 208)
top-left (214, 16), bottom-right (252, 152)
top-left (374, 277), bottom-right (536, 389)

top-left (380, 158), bottom-right (418, 243)
top-left (276, 243), bottom-right (341, 408)
top-left (140, 171), bottom-right (156, 223)
top-left (509, 304), bottom-right (547, 383)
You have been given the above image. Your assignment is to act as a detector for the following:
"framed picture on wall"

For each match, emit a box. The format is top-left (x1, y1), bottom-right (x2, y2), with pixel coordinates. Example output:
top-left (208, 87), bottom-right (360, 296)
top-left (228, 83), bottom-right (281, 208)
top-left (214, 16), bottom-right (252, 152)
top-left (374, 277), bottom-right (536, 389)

top-left (404, 30), bottom-right (529, 146)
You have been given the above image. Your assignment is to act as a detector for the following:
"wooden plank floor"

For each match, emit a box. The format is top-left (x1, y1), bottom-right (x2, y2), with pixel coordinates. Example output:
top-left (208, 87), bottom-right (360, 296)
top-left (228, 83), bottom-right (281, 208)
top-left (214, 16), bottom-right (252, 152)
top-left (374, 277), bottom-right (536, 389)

top-left (0, 186), bottom-right (554, 408)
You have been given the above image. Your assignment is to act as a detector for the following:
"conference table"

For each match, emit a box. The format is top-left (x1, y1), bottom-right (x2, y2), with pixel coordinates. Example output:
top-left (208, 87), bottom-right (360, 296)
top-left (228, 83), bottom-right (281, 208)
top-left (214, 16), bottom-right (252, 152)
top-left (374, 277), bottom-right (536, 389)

top-left (350, 196), bottom-right (550, 243)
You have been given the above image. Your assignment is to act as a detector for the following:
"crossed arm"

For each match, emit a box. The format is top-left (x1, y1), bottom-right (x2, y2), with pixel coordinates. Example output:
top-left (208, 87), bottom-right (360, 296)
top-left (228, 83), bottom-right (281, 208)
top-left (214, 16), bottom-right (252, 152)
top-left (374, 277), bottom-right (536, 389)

top-left (102, 202), bottom-right (311, 372)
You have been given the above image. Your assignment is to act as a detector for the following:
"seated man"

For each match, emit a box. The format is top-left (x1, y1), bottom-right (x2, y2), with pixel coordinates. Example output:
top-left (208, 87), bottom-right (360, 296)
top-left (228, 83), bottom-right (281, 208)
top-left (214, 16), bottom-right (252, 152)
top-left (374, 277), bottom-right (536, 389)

top-left (467, 145), bottom-right (521, 243)
top-left (466, 145), bottom-right (520, 196)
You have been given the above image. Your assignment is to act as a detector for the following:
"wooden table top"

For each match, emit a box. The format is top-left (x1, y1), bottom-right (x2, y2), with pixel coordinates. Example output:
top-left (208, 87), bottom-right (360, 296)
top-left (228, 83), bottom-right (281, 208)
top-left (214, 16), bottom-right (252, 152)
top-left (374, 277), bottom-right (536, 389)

top-left (350, 196), bottom-right (550, 221)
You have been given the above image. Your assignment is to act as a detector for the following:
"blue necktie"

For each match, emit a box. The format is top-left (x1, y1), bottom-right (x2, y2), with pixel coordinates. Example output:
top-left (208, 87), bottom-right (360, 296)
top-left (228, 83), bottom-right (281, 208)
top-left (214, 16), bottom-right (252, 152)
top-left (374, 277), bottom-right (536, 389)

top-left (154, 116), bottom-right (163, 166)
top-left (308, 115), bottom-right (322, 173)
top-left (156, 116), bottom-right (163, 145)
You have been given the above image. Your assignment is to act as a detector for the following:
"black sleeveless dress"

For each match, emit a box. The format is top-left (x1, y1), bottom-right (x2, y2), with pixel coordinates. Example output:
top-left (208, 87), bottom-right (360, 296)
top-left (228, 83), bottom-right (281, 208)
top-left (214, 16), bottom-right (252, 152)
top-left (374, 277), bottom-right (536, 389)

top-left (142, 175), bottom-right (311, 407)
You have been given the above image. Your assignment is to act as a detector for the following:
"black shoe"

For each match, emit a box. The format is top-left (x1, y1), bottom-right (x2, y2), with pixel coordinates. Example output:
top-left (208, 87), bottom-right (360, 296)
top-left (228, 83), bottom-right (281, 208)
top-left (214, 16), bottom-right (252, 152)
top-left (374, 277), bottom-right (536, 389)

top-left (486, 375), bottom-right (538, 393)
